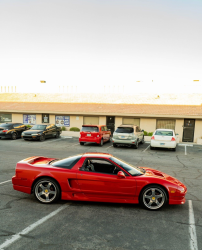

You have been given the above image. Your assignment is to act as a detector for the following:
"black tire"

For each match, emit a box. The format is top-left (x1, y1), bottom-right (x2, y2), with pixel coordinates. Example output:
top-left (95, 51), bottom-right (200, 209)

top-left (108, 136), bottom-right (112, 143)
top-left (55, 132), bottom-right (60, 138)
top-left (133, 141), bottom-right (138, 149)
top-left (33, 178), bottom-right (60, 204)
top-left (80, 142), bottom-right (84, 145)
top-left (11, 133), bottom-right (17, 140)
top-left (150, 145), bottom-right (154, 150)
top-left (172, 147), bottom-right (176, 151)
top-left (39, 134), bottom-right (45, 142)
top-left (139, 185), bottom-right (168, 211)
top-left (24, 139), bottom-right (29, 141)
top-left (100, 138), bottom-right (103, 147)
top-left (140, 136), bottom-right (144, 144)
top-left (113, 143), bottom-right (117, 147)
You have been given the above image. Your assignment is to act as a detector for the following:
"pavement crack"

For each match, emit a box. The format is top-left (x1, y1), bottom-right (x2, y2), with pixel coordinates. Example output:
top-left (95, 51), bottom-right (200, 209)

top-left (176, 155), bottom-right (187, 168)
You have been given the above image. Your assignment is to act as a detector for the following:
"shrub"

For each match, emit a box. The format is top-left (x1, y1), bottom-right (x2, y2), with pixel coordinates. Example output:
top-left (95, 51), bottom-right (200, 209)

top-left (148, 132), bottom-right (153, 136)
top-left (144, 131), bottom-right (148, 136)
top-left (25, 125), bottom-right (32, 129)
top-left (61, 126), bottom-right (66, 131)
top-left (70, 127), bottom-right (80, 132)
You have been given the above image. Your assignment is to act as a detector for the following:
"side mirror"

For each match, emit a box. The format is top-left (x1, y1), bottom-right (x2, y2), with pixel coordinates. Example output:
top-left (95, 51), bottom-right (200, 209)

top-left (108, 129), bottom-right (111, 131)
top-left (142, 130), bottom-right (144, 132)
top-left (117, 171), bottom-right (126, 179)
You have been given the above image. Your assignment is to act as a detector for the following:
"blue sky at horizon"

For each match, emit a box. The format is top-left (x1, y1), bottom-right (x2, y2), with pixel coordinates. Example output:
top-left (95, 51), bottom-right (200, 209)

top-left (0, 0), bottom-right (202, 92)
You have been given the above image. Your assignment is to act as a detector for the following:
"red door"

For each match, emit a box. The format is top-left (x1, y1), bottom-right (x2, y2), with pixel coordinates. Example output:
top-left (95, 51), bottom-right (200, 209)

top-left (76, 171), bottom-right (136, 200)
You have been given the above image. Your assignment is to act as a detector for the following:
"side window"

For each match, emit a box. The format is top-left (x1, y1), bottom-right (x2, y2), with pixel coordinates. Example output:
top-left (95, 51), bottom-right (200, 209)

top-left (104, 126), bottom-right (108, 131)
top-left (101, 126), bottom-right (104, 131)
top-left (81, 158), bottom-right (121, 175)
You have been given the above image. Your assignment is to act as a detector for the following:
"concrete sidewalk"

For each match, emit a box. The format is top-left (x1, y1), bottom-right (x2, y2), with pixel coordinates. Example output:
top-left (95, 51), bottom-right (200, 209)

top-left (61, 131), bottom-right (80, 137)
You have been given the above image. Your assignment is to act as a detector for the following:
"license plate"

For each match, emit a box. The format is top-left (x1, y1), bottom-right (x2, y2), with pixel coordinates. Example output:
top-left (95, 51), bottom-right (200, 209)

top-left (87, 134), bottom-right (91, 136)
top-left (121, 136), bottom-right (125, 138)
top-left (160, 143), bottom-right (165, 145)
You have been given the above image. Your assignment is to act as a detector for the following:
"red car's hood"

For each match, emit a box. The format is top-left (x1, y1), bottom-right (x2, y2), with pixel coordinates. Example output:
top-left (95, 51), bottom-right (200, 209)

top-left (141, 167), bottom-right (181, 185)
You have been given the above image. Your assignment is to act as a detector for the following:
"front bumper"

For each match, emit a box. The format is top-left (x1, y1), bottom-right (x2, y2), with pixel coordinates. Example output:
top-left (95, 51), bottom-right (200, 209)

top-left (22, 135), bottom-right (40, 140)
top-left (112, 138), bottom-right (137, 145)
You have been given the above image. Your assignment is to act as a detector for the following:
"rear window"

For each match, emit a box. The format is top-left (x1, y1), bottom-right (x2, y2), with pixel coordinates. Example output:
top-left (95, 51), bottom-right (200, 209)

top-left (155, 130), bottom-right (173, 136)
top-left (51, 155), bottom-right (82, 169)
top-left (115, 127), bottom-right (134, 133)
top-left (81, 126), bottom-right (99, 132)
top-left (0, 124), bottom-right (13, 129)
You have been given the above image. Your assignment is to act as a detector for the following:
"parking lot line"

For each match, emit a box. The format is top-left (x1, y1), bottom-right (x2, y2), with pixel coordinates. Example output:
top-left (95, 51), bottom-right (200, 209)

top-left (0, 180), bottom-right (11, 185)
top-left (105, 145), bottom-right (113, 149)
top-left (72, 143), bottom-right (80, 146)
top-left (188, 200), bottom-right (198, 250)
top-left (143, 145), bottom-right (150, 152)
top-left (0, 203), bottom-right (69, 250)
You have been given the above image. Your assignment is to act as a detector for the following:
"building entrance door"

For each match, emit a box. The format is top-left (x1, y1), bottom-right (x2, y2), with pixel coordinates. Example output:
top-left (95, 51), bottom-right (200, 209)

top-left (106, 116), bottom-right (115, 134)
top-left (182, 119), bottom-right (195, 142)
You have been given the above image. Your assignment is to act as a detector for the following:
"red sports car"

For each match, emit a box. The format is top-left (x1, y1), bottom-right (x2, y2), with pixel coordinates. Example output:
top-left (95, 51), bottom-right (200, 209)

top-left (12, 153), bottom-right (187, 210)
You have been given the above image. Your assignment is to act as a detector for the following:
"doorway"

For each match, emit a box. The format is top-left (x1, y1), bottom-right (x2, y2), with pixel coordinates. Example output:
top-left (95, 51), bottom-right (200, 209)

top-left (182, 119), bottom-right (195, 142)
top-left (106, 116), bottom-right (115, 134)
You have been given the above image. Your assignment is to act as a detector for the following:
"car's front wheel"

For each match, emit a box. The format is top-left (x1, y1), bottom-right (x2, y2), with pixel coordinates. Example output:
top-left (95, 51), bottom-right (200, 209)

top-left (140, 185), bottom-right (167, 210)
top-left (55, 132), bottom-right (60, 138)
top-left (39, 134), bottom-right (45, 142)
top-left (34, 178), bottom-right (60, 204)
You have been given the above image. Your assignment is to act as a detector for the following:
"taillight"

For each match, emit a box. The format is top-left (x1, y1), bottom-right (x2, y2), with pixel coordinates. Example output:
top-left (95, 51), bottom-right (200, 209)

top-left (171, 137), bottom-right (176, 141)
top-left (151, 136), bottom-right (155, 140)
top-left (2, 129), bottom-right (8, 132)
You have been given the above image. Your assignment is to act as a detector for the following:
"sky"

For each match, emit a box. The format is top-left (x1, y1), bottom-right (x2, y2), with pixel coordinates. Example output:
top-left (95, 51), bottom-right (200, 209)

top-left (0, 0), bottom-right (202, 92)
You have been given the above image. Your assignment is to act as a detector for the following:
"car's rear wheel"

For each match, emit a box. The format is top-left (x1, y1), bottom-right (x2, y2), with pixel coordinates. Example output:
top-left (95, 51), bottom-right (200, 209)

top-left (80, 142), bottom-right (84, 145)
top-left (40, 134), bottom-right (45, 142)
top-left (108, 135), bottom-right (112, 142)
top-left (100, 138), bottom-right (103, 146)
top-left (34, 178), bottom-right (60, 204)
top-left (12, 133), bottom-right (17, 140)
top-left (113, 143), bottom-right (117, 147)
top-left (140, 185), bottom-right (167, 210)
top-left (150, 145), bottom-right (154, 150)
top-left (133, 141), bottom-right (138, 149)
top-left (140, 136), bottom-right (144, 144)
top-left (172, 147), bottom-right (176, 151)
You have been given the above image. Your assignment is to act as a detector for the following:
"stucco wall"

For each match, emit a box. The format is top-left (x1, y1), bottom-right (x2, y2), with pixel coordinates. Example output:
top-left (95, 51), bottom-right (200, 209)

top-left (194, 120), bottom-right (202, 142)
top-left (115, 117), bottom-right (122, 130)
top-left (36, 114), bottom-right (42, 124)
top-left (140, 118), bottom-right (156, 133)
top-left (12, 113), bottom-right (23, 123)
top-left (49, 115), bottom-right (55, 124)
top-left (99, 116), bottom-right (106, 125)
top-left (175, 119), bottom-right (184, 142)
top-left (69, 116), bottom-right (83, 130)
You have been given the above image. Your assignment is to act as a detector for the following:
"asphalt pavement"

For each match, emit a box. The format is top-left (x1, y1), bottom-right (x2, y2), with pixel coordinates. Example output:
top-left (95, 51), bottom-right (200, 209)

top-left (0, 136), bottom-right (201, 250)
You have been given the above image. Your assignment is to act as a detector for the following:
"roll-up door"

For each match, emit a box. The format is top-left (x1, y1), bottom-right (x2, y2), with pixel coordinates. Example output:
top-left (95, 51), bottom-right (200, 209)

top-left (156, 119), bottom-right (175, 130)
top-left (83, 116), bottom-right (99, 125)
top-left (122, 118), bottom-right (140, 126)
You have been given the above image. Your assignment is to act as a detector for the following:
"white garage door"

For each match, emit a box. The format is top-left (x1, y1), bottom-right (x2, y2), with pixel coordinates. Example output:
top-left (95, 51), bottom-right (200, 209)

top-left (83, 116), bottom-right (99, 125)
top-left (156, 119), bottom-right (175, 130)
top-left (122, 118), bottom-right (140, 126)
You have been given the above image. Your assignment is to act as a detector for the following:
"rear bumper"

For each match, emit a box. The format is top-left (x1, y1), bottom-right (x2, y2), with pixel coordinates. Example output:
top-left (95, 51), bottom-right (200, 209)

top-left (112, 138), bottom-right (137, 145)
top-left (151, 141), bottom-right (176, 148)
top-left (79, 137), bottom-right (101, 144)
top-left (12, 176), bottom-right (32, 194)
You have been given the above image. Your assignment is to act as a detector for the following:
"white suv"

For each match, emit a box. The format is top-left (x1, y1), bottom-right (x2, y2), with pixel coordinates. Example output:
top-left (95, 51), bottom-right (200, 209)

top-left (150, 129), bottom-right (177, 151)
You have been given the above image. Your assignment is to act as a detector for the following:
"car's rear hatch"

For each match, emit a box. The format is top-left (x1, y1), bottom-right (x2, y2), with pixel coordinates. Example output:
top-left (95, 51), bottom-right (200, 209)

top-left (80, 126), bottom-right (99, 139)
top-left (113, 127), bottom-right (134, 140)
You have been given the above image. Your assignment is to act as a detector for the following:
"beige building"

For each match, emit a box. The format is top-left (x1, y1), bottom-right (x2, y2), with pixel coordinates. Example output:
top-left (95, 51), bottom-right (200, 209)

top-left (0, 101), bottom-right (202, 143)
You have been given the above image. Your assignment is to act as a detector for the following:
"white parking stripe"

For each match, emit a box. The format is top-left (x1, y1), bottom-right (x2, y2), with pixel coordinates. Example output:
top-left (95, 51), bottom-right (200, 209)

top-left (143, 145), bottom-right (150, 152)
top-left (0, 204), bottom-right (69, 250)
top-left (72, 143), bottom-right (80, 146)
top-left (105, 145), bottom-right (113, 149)
top-left (0, 180), bottom-right (11, 185)
top-left (189, 200), bottom-right (198, 250)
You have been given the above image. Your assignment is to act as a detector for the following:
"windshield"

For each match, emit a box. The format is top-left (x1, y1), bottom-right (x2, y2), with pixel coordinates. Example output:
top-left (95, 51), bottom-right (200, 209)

top-left (31, 125), bottom-right (47, 130)
top-left (81, 126), bottom-right (99, 132)
top-left (0, 124), bottom-right (12, 128)
top-left (110, 157), bottom-right (145, 176)
top-left (155, 130), bottom-right (173, 136)
top-left (115, 127), bottom-right (134, 133)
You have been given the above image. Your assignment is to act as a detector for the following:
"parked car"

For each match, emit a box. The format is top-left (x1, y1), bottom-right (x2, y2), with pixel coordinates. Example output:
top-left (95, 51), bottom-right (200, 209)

top-left (79, 125), bottom-right (111, 146)
top-left (12, 152), bottom-right (187, 210)
top-left (0, 122), bottom-right (28, 140)
top-left (21, 124), bottom-right (62, 142)
top-left (150, 129), bottom-right (177, 151)
top-left (112, 125), bottom-right (144, 148)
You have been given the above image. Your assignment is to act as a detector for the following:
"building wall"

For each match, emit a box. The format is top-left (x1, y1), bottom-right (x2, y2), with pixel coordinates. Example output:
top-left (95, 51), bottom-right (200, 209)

top-left (175, 119), bottom-right (184, 142)
top-left (69, 116), bottom-right (83, 130)
top-left (194, 120), bottom-right (202, 142)
top-left (49, 115), bottom-right (55, 124)
top-left (115, 117), bottom-right (122, 130)
top-left (36, 114), bottom-right (42, 124)
top-left (12, 113), bottom-right (23, 123)
top-left (99, 116), bottom-right (106, 125)
top-left (140, 118), bottom-right (156, 133)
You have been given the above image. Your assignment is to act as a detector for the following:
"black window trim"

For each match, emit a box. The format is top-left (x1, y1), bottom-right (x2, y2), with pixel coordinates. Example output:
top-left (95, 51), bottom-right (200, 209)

top-left (80, 157), bottom-right (129, 176)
